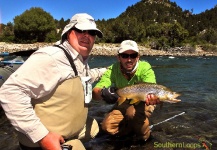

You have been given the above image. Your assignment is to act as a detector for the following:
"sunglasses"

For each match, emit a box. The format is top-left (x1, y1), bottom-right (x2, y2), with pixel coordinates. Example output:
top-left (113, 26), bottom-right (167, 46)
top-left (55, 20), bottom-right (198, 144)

top-left (119, 53), bottom-right (138, 59)
top-left (72, 28), bottom-right (97, 36)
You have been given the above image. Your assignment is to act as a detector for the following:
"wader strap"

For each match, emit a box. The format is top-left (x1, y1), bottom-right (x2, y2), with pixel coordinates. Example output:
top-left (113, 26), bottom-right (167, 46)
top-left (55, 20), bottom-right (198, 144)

top-left (53, 45), bottom-right (78, 76)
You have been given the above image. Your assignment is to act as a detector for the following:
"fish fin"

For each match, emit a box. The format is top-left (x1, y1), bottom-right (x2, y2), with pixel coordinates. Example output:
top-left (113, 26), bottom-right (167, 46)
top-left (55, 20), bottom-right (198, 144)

top-left (118, 97), bottom-right (127, 105)
top-left (129, 98), bottom-right (140, 104)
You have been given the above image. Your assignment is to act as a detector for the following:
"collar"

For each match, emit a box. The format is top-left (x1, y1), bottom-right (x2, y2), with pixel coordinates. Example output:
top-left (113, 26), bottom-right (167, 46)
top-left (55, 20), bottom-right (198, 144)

top-left (120, 61), bottom-right (138, 80)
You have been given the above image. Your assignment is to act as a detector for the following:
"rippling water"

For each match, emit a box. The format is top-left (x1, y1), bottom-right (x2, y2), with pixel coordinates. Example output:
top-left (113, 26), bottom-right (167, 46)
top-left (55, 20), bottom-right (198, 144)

top-left (1, 56), bottom-right (217, 150)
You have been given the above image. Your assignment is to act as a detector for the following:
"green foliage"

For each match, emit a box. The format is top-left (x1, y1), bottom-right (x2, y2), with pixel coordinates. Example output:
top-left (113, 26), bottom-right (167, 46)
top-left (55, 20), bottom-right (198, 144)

top-left (201, 44), bottom-right (217, 52)
top-left (0, 0), bottom-right (216, 52)
top-left (96, 19), bottom-right (116, 43)
top-left (146, 22), bottom-right (189, 49)
top-left (198, 28), bottom-right (217, 45)
top-left (0, 22), bottom-right (15, 42)
top-left (13, 7), bottom-right (56, 43)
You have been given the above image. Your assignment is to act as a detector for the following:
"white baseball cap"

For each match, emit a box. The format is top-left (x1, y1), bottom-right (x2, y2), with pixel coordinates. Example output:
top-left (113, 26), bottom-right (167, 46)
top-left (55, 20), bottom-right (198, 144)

top-left (118, 40), bottom-right (139, 53)
top-left (61, 13), bottom-right (103, 42)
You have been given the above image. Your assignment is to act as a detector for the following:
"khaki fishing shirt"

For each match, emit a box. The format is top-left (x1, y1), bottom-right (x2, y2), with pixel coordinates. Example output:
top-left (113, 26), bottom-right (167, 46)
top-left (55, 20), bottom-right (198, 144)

top-left (0, 41), bottom-right (106, 143)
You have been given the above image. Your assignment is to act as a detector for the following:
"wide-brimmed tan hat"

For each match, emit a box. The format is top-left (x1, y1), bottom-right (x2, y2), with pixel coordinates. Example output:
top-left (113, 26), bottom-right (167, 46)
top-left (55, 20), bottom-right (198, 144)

top-left (118, 40), bottom-right (139, 53)
top-left (61, 13), bottom-right (103, 42)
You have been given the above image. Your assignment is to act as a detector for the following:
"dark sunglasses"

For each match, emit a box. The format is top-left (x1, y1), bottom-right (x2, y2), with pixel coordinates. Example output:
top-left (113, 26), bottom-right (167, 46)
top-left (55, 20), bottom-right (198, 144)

top-left (119, 53), bottom-right (138, 59)
top-left (72, 28), bottom-right (96, 36)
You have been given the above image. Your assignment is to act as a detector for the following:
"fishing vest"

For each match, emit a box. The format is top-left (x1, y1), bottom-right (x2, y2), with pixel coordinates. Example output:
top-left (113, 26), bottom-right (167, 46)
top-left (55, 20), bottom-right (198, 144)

top-left (17, 45), bottom-right (88, 147)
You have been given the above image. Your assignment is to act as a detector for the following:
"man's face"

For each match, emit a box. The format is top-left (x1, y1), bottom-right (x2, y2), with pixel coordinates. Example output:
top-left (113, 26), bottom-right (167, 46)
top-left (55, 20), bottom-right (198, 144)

top-left (67, 28), bottom-right (96, 58)
top-left (118, 50), bottom-right (139, 72)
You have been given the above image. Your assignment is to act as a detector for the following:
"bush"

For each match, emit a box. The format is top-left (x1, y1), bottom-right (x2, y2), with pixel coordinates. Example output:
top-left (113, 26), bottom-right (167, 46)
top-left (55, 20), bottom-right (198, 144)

top-left (14, 7), bottom-right (56, 43)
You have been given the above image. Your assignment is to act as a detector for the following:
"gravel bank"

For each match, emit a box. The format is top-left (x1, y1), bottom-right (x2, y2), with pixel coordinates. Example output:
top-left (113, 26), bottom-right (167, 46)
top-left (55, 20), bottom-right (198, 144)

top-left (0, 42), bottom-right (216, 57)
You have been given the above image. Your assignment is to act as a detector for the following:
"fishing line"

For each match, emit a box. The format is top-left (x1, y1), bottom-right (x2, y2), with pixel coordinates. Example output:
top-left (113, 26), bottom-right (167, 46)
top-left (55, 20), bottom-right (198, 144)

top-left (149, 111), bottom-right (185, 129)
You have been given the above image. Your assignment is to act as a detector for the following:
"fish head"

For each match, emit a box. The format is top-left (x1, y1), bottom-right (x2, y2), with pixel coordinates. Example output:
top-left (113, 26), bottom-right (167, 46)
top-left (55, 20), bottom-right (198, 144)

top-left (159, 91), bottom-right (181, 103)
top-left (168, 92), bottom-right (180, 99)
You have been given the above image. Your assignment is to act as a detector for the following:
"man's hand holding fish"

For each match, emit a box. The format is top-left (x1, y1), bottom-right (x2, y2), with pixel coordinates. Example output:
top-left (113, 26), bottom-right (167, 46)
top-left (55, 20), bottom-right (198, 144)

top-left (92, 40), bottom-right (181, 142)
top-left (146, 94), bottom-right (161, 105)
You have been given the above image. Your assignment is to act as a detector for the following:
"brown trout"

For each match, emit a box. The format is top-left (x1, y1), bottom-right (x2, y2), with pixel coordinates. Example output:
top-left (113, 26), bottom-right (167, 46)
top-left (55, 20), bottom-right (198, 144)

top-left (116, 83), bottom-right (181, 105)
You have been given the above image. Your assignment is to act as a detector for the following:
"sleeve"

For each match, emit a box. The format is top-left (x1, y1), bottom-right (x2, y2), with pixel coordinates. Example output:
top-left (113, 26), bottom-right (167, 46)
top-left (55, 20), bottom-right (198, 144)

top-left (94, 66), bottom-right (113, 88)
top-left (140, 62), bottom-right (156, 83)
top-left (88, 67), bottom-right (107, 83)
top-left (0, 51), bottom-right (62, 143)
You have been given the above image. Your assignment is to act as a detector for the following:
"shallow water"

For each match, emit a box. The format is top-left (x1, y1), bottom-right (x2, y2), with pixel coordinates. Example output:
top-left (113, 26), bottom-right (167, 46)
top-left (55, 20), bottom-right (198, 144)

top-left (1, 56), bottom-right (217, 150)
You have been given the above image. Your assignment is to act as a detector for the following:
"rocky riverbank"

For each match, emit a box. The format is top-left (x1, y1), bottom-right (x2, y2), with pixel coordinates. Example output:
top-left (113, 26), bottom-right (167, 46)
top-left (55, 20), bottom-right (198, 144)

top-left (0, 42), bottom-right (216, 57)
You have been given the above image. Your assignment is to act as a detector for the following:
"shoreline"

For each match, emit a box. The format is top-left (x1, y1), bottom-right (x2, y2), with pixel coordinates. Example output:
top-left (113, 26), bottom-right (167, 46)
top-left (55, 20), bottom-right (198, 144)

top-left (0, 42), bottom-right (216, 57)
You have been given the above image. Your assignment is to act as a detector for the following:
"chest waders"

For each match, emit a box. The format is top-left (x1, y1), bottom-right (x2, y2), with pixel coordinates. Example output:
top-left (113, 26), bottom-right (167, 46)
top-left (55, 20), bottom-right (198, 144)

top-left (18, 45), bottom-right (88, 147)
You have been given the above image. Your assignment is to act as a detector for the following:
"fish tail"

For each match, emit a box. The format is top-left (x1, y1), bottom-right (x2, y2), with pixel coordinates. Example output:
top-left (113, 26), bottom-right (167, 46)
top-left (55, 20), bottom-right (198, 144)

top-left (118, 97), bottom-right (126, 105)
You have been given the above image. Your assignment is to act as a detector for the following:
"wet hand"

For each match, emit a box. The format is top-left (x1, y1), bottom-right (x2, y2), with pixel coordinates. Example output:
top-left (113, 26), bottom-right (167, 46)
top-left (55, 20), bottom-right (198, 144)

top-left (125, 105), bottom-right (136, 120)
top-left (39, 132), bottom-right (65, 150)
top-left (101, 110), bottom-right (124, 135)
top-left (146, 93), bottom-right (161, 105)
top-left (145, 104), bottom-right (156, 118)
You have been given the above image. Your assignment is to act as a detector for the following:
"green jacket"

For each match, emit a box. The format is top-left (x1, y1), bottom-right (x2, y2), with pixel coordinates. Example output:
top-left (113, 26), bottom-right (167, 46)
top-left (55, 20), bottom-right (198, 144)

top-left (94, 60), bottom-right (156, 89)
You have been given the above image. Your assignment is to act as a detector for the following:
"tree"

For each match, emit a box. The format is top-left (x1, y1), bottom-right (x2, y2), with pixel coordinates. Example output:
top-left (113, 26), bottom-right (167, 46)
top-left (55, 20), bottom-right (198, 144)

top-left (168, 22), bottom-right (189, 46)
top-left (146, 22), bottom-right (189, 48)
top-left (14, 7), bottom-right (57, 43)
top-left (0, 22), bottom-right (14, 42)
top-left (199, 28), bottom-right (217, 45)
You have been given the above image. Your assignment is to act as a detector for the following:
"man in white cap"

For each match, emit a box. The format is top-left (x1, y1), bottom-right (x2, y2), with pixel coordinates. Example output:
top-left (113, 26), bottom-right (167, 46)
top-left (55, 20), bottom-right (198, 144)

top-left (92, 40), bottom-right (160, 141)
top-left (0, 13), bottom-right (106, 150)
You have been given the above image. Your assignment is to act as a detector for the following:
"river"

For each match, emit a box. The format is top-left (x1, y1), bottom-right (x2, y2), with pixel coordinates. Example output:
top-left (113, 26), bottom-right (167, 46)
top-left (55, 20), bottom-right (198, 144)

top-left (0, 56), bottom-right (216, 150)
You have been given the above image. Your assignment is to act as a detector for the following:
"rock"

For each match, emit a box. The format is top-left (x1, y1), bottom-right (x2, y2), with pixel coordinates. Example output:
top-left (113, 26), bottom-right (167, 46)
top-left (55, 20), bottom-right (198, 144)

top-left (0, 42), bottom-right (216, 57)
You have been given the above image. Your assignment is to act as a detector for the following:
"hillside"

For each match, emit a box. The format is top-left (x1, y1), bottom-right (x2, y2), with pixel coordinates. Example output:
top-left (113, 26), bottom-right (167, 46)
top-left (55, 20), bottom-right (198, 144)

top-left (0, 0), bottom-right (217, 52)
top-left (96, 0), bottom-right (217, 51)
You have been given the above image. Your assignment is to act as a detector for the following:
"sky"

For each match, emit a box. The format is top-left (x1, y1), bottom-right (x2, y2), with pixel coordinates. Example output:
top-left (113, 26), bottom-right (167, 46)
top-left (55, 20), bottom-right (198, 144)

top-left (0, 0), bottom-right (216, 24)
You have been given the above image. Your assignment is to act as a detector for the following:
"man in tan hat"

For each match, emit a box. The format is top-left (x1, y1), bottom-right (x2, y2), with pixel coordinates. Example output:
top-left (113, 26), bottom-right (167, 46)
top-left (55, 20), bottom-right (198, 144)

top-left (92, 40), bottom-right (160, 141)
top-left (0, 13), bottom-right (105, 150)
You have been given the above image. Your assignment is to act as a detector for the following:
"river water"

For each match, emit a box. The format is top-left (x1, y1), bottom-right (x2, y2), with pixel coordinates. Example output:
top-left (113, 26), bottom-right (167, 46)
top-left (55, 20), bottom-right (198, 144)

top-left (0, 56), bottom-right (217, 150)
